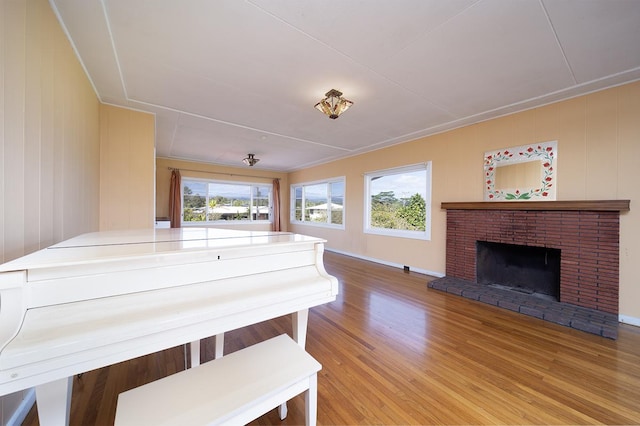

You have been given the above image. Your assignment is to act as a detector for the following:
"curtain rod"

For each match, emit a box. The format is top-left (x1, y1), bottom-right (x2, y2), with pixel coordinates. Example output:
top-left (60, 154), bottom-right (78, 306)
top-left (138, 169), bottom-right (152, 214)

top-left (169, 167), bottom-right (280, 181)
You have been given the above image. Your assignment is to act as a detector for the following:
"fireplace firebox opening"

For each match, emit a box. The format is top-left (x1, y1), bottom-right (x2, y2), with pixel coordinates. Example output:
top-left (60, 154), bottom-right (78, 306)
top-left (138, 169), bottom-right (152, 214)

top-left (476, 241), bottom-right (561, 301)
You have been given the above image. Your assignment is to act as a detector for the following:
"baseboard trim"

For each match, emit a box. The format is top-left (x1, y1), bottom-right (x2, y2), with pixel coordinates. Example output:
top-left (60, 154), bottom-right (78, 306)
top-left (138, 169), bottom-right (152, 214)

top-left (325, 248), bottom-right (445, 278)
top-left (619, 314), bottom-right (640, 327)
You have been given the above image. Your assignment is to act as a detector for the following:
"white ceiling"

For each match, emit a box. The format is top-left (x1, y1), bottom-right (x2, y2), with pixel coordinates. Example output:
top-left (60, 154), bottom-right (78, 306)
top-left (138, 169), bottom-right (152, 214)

top-left (50, 0), bottom-right (640, 172)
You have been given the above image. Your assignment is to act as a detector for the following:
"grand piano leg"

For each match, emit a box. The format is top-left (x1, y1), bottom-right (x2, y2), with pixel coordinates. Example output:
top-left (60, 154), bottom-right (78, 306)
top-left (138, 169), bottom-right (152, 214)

top-left (189, 333), bottom-right (224, 367)
top-left (190, 340), bottom-right (201, 367)
top-left (292, 308), bottom-right (309, 348)
top-left (215, 333), bottom-right (224, 359)
top-left (35, 376), bottom-right (73, 426)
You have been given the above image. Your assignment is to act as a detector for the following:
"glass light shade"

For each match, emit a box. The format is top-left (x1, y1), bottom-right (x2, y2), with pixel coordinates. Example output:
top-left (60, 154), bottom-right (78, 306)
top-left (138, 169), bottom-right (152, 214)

top-left (242, 154), bottom-right (259, 166)
top-left (315, 89), bottom-right (353, 119)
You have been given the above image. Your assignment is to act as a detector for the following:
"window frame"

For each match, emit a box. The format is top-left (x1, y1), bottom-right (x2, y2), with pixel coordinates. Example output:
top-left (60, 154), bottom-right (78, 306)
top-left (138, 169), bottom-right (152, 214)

top-left (290, 177), bottom-right (345, 230)
top-left (181, 177), bottom-right (273, 226)
top-left (364, 162), bottom-right (431, 240)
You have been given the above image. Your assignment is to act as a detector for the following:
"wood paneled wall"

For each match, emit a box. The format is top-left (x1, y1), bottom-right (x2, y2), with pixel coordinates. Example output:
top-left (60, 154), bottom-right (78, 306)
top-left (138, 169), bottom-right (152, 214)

top-left (0, 0), bottom-right (100, 422)
top-left (0, 0), bottom-right (100, 264)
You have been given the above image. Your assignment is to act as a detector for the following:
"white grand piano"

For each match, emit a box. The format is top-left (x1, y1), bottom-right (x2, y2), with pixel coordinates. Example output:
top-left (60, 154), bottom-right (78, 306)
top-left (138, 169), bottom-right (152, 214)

top-left (0, 228), bottom-right (338, 425)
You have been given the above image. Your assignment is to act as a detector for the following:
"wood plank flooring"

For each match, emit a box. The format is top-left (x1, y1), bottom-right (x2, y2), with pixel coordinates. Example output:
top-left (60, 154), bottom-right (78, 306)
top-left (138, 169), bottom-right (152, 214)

top-left (23, 251), bottom-right (640, 425)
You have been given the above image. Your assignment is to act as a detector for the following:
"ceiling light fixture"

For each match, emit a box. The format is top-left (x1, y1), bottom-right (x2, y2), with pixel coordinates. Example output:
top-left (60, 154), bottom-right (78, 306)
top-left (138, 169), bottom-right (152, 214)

top-left (242, 153), bottom-right (259, 167)
top-left (314, 89), bottom-right (353, 119)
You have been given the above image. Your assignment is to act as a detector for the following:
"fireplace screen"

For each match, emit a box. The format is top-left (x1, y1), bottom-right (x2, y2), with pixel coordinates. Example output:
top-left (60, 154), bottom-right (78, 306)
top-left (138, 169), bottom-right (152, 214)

top-left (476, 241), bottom-right (561, 300)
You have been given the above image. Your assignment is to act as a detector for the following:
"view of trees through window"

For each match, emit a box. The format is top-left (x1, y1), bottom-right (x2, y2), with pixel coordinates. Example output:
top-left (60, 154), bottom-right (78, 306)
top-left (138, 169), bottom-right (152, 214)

top-left (366, 165), bottom-right (429, 237)
top-left (370, 190), bottom-right (426, 231)
top-left (182, 179), bottom-right (271, 223)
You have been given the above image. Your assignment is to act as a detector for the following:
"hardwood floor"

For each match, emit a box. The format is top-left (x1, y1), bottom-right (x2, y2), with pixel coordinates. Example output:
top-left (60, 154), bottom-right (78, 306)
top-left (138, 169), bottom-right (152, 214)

top-left (23, 251), bottom-right (640, 425)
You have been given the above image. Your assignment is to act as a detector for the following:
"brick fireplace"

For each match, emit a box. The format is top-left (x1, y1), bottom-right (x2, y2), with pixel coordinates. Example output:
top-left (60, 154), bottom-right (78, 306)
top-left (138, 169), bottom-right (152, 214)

top-left (429, 200), bottom-right (630, 338)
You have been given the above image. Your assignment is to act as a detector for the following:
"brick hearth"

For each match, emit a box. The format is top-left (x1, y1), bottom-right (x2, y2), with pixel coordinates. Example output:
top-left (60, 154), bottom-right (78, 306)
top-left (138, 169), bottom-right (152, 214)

top-left (428, 276), bottom-right (618, 338)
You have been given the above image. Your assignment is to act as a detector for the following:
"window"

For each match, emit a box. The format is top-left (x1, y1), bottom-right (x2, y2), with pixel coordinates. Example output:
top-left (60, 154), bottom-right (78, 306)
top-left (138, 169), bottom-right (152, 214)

top-left (182, 178), bottom-right (272, 224)
top-left (291, 178), bottom-right (344, 228)
top-left (364, 163), bottom-right (431, 240)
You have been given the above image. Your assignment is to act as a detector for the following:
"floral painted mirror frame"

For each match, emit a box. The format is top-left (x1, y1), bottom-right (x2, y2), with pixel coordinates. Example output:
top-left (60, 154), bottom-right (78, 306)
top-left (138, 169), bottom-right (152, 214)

top-left (484, 140), bottom-right (557, 201)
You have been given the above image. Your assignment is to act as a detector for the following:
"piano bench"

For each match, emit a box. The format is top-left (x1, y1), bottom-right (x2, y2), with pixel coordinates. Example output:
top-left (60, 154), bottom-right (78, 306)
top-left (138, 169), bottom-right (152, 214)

top-left (114, 334), bottom-right (322, 426)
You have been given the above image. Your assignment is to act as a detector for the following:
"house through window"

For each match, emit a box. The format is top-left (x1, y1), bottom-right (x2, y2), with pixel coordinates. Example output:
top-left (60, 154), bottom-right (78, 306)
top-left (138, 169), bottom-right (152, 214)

top-left (291, 177), bottom-right (345, 228)
top-left (182, 178), bottom-right (272, 224)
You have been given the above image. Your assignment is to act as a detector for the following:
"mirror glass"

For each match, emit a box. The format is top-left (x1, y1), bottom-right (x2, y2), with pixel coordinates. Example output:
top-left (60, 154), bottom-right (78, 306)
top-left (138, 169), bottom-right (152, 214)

top-left (484, 141), bottom-right (557, 201)
top-left (494, 161), bottom-right (542, 190)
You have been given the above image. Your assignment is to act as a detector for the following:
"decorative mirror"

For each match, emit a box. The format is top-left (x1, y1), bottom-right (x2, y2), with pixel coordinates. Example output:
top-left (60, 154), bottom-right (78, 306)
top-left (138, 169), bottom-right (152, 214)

top-left (484, 141), bottom-right (557, 201)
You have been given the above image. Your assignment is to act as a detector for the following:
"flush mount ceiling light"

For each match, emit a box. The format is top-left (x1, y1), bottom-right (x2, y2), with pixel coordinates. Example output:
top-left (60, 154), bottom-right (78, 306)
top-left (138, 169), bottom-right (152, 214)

top-left (242, 153), bottom-right (259, 167)
top-left (314, 89), bottom-right (353, 119)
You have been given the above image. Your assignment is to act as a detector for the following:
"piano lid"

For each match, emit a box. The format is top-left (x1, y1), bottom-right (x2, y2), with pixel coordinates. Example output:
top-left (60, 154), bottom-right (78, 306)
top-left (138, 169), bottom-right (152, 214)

top-left (51, 228), bottom-right (291, 248)
top-left (0, 228), bottom-right (326, 273)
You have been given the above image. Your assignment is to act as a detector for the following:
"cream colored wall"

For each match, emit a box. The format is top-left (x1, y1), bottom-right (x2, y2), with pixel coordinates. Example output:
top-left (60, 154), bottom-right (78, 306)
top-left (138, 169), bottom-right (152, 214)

top-left (289, 82), bottom-right (640, 321)
top-left (100, 104), bottom-right (155, 230)
top-left (156, 157), bottom-right (289, 232)
top-left (0, 0), bottom-right (101, 422)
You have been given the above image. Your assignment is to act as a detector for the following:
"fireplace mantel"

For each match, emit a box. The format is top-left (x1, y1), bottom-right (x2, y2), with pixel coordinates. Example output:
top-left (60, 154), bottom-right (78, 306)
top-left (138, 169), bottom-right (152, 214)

top-left (441, 200), bottom-right (630, 212)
